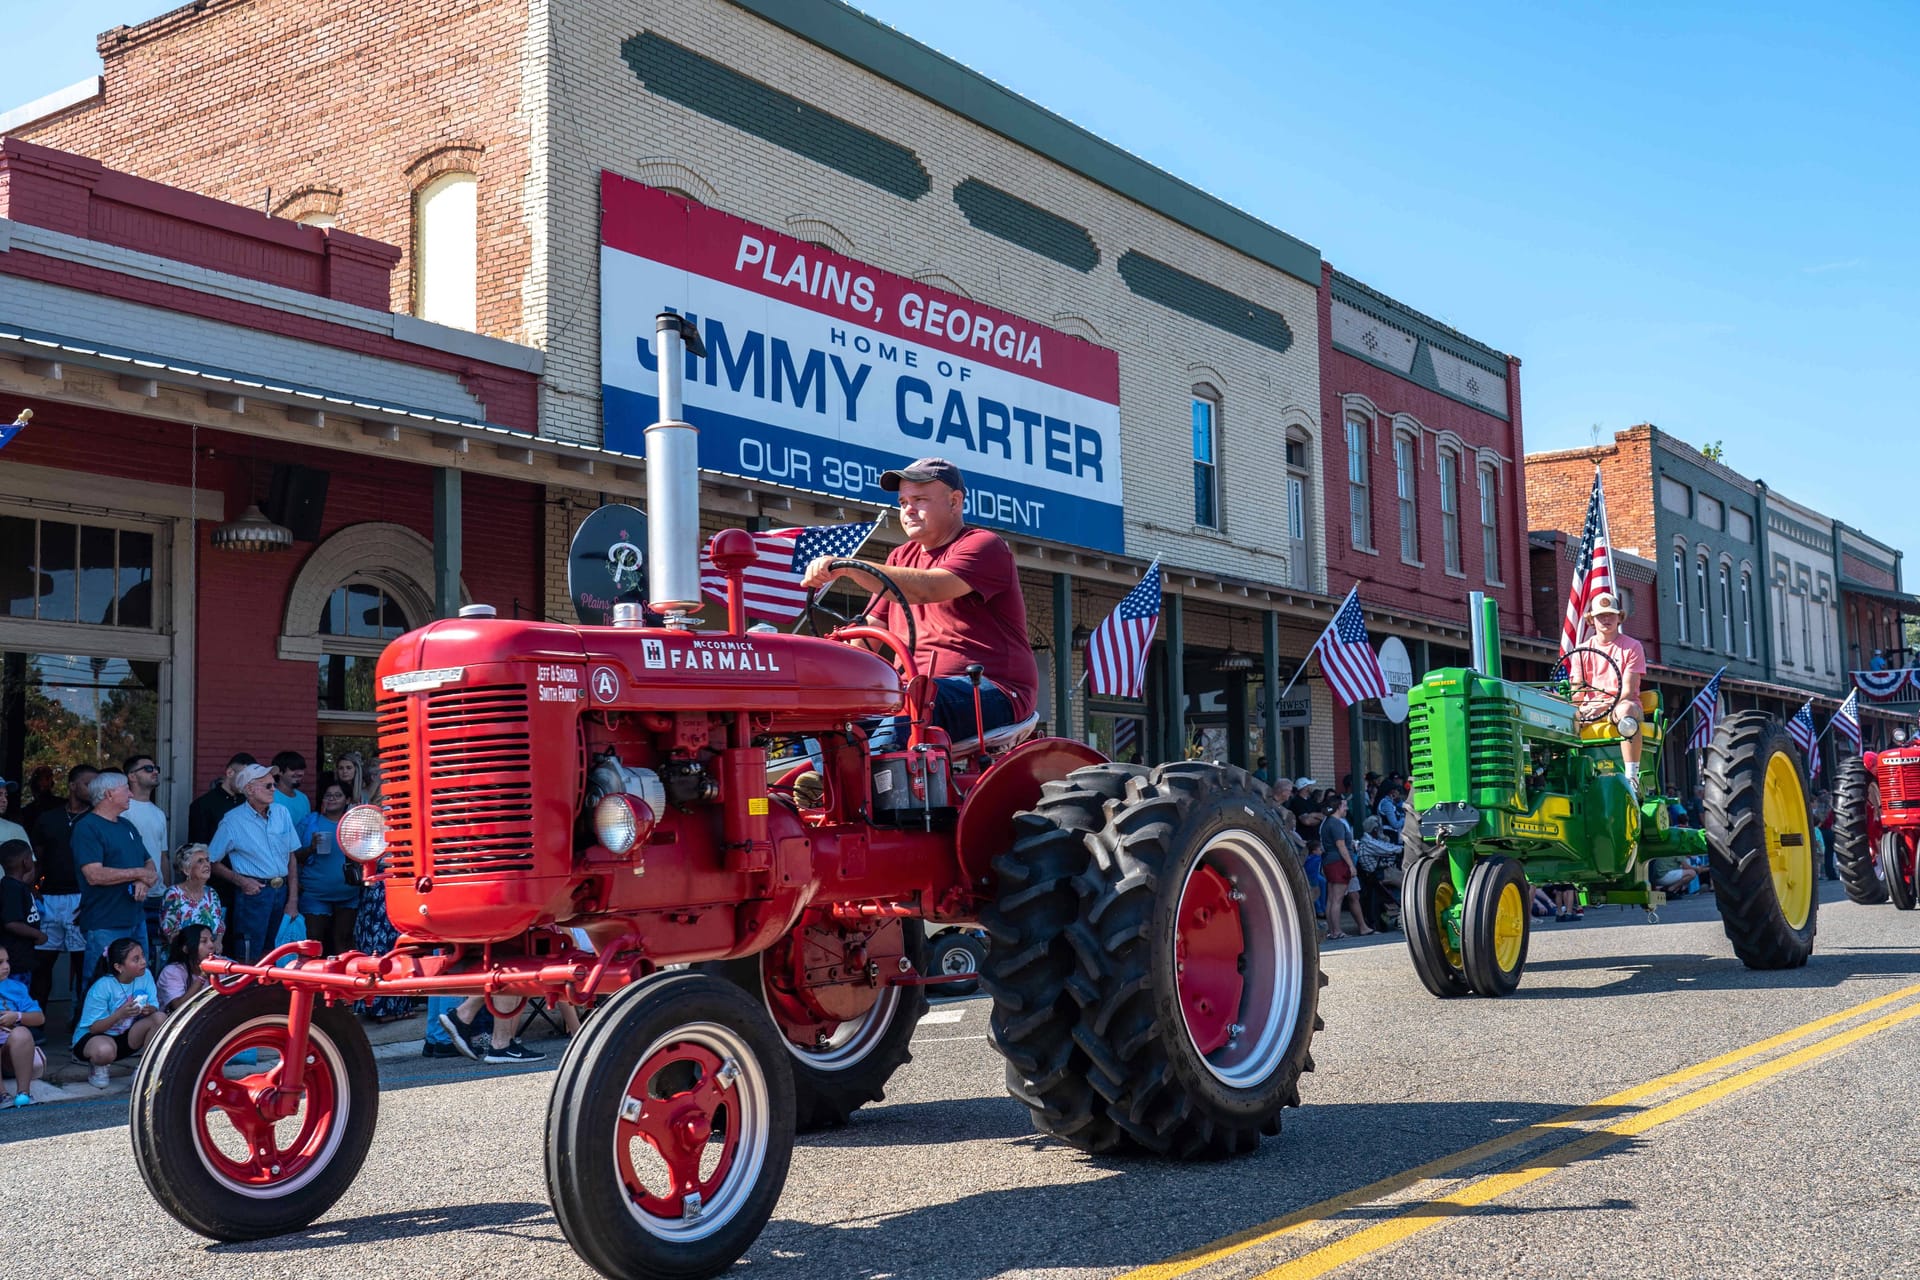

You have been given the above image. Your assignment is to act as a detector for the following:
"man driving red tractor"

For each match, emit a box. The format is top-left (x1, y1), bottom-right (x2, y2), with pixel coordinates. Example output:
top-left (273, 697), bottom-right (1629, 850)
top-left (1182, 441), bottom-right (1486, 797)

top-left (801, 456), bottom-right (1039, 749)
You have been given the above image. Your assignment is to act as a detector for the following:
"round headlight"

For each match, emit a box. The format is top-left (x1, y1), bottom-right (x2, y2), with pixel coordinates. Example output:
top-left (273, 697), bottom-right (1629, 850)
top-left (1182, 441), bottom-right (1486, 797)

top-left (337, 804), bottom-right (388, 863)
top-left (594, 793), bottom-right (656, 855)
top-left (1897, 727), bottom-right (1913, 746)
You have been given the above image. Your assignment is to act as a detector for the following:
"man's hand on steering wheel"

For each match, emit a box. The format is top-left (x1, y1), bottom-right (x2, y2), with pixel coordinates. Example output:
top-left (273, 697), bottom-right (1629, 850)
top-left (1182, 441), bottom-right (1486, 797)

top-left (1552, 646), bottom-right (1626, 726)
top-left (800, 558), bottom-right (919, 656)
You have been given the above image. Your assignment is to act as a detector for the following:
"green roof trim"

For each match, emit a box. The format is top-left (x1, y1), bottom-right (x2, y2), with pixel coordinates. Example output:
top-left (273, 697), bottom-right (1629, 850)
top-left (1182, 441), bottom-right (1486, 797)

top-left (951, 178), bottom-right (1099, 273)
top-left (725, 0), bottom-right (1321, 287)
top-left (622, 31), bottom-right (931, 200)
top-left (1118, 250), bottom-right (1293, 354)
top-left (1330, 269), bottom-right (1509, 373)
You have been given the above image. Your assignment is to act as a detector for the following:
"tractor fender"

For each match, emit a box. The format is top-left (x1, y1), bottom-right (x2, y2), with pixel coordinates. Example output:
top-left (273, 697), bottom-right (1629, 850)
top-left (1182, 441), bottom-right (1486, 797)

top-left (953, 737), bottom-right (1107, 896)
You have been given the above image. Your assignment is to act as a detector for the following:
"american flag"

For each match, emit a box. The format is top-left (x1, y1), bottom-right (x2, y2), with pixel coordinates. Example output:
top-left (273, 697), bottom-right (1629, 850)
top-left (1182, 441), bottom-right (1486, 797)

top-left (1787, 700), bottom-right (1818, 766)
top-left (1683, 667), bottom-right (1725, 752)
top-left (698, 521), bottom-right (879, 623)
top-left (1832, 688), bottom-right (1862, 751)
top-left (1086, 562), bottom-right (1162, 699)
top-left (1312, 586), bottom-right (1391, 709)
top-left (0, 408), bottom-right (28, 452)
top-left (1559, 470), bottom-right (1616, 657)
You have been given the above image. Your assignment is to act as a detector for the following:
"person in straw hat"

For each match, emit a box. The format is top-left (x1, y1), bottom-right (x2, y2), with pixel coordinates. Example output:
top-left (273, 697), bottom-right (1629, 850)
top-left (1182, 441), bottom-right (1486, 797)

top-left (1568, 592), bottom-right (1647, 799)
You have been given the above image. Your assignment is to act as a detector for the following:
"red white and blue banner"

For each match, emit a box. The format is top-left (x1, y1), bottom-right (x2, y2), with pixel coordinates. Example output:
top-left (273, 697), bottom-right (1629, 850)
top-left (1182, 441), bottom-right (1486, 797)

top-left (599, 174), bottom-right (1125, 553)
top-left (1853, 668), bottom-right (1920, 700)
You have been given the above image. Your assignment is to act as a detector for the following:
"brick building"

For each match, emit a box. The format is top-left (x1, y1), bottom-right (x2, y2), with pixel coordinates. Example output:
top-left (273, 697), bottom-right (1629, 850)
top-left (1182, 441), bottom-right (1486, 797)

top-left (0, 138), bottom-right (550, 828)
top-left (1316, 267), bottom-right (1530, 777)
top-left (9, 0), bottom-right (1538, 783)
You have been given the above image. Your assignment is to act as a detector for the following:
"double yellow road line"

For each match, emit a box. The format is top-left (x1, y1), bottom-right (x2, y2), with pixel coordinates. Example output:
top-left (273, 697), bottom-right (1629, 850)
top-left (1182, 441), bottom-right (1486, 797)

top-left (1120, 980), bottom-right (1920, 1280)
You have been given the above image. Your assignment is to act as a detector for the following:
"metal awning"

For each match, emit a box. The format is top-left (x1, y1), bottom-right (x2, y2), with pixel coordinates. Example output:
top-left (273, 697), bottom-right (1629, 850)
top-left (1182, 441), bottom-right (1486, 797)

top-left (1839, 578), bottom-right (1920, 611)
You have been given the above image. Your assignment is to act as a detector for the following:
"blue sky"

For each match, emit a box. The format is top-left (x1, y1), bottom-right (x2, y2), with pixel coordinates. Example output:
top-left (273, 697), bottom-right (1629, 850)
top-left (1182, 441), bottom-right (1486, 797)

top-left (9, 1), bottom-right (1917, 559)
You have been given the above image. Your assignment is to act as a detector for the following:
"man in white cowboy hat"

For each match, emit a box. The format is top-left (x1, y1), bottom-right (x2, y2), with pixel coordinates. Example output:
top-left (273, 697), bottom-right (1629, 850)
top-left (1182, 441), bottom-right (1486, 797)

top-left (1569, 592), bottom-right (1648, 797)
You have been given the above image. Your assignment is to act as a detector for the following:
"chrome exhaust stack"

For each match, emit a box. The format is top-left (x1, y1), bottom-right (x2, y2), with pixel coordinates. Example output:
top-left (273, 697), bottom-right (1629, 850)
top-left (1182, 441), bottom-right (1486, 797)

top-left (647, 312), bottom-right (706, 626)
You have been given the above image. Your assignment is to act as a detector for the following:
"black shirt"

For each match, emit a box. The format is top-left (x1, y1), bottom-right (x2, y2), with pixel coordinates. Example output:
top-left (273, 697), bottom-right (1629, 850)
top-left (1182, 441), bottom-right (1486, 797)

top-left (31, 807), bottom-right (85, 896)
top-left (0, 877), bottom-right (40, 974)
top-left (188, 782), bottom-right (244, 845)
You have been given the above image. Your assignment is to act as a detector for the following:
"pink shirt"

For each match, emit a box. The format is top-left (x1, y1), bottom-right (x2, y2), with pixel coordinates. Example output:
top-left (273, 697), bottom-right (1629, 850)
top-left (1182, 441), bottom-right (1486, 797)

top-left (1571, 632), bottom-right (1647, 703)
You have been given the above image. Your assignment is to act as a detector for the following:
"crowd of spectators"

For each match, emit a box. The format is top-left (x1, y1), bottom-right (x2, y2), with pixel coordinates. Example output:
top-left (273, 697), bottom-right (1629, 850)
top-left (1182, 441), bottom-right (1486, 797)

top-left (0, 744), bottom-right (547, 1106)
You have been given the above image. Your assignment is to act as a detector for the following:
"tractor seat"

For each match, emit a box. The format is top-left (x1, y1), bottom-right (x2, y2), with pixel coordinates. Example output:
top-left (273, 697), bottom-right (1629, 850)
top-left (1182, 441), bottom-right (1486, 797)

top-left (949, 711), bottom-right (1041, 760)
top-left (1641, 690), bottom-right (1662, 719)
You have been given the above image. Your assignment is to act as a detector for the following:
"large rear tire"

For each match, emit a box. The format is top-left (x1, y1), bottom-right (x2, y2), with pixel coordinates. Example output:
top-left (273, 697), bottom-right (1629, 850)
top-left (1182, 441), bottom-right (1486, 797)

top-left (706, 919), bottom-right (926, 1131)
top-left (1403, 852), bottom-right (1471, 998)
top-left (1704, 711), bottom-right (1818, 969)
top-left (982, 763), bottom-right (1147, 1154)
top-left (1884, 832), bottom-right (1918, 911)
top-left (1831, 755), bottom-right (1889, 905)
top-left (1461, 856), bottom-right (1530, 997)
top-left (989, 761), bottom-right (1320, 1158)
top-left (546, 971), bottom-right (795, 1280)
top-left (130, 983), bottom-right (379, 1241)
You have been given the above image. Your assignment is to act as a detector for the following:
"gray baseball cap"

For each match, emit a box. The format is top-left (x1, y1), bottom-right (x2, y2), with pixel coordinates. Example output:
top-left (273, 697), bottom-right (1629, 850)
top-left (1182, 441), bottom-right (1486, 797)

top-left (879, 457), bottom-right (966, 492)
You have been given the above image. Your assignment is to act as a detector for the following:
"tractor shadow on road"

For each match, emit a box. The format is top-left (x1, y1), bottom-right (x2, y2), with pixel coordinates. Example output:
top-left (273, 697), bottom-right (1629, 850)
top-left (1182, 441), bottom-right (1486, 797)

top-left (206, 1202), bottom-right (556, 1253)
top-left (1510, 945), bottom-right (1920, 999)
top-left (754, 1098), bottom-right (1650, 1279)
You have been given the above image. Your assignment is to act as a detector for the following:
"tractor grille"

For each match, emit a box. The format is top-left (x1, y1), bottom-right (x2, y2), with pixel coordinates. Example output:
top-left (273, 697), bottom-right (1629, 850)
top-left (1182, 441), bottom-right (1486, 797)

top-left (1407, 700), bottom-right (1435, 791)
top-left (376, 695), bottom-right (416, 879)
top-left (1884, 751), bottom-right (1920, 813)
top-left (377, 683), bottom-right (536, 882)
top-left (1467, 698), bottom-right (1521, 794)
top-left (423, 685), bottom-right (535, 878)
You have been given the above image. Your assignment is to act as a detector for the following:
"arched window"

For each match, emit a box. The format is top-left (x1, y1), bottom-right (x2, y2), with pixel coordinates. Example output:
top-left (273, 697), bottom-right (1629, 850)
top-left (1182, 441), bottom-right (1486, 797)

top-left (1777, 581), bottom-right (1793, 663)
top-left (1346, 414), bottom-right (1372, 550)
top-left (1477, 463), bottom-right (1501, 584)
top-left (414, 172), bottom-right (478, 330)
top-left (1394, 431), bottom-right (1419, 562)
top-left (1718, 564), bottom-right (1733, 654)
top-left (1799, 586), bottom-right (1813, 672)
top-left (1740, 569), bottom-right (1755, 659)
top-left (1672, 548), bottom-right (1689, 645)
top-left (1695, 554), bottom-right (1710, 649)
top-left (1440, 450), bottom-right (1462, 573)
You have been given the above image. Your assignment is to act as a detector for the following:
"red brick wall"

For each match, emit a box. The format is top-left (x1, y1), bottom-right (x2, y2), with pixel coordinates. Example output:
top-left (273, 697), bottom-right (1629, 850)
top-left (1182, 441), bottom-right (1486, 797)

top-left (1842, 553), bottom-right (1897, 592)
top-left (1528, 533), bottom-right (1661, 659)
top-left (1524, 426), bottom-right (1656, 558)
top-left (14, 0), bottom-right (533, 344)
top-left (1316, 266), bottom-right (1532, 633)
top-left (2, 403), bottom-right (543, 788)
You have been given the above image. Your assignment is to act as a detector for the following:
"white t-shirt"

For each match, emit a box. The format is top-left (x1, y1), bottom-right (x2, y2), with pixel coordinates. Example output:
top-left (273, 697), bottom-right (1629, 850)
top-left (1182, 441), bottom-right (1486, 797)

top-left (124, 798), bottom-right (169, 881)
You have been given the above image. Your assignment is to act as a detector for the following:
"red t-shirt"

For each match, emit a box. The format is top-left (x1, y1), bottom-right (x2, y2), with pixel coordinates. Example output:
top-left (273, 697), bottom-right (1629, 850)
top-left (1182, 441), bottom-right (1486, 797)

top-left (869, 528), bottom-right (1039, 720)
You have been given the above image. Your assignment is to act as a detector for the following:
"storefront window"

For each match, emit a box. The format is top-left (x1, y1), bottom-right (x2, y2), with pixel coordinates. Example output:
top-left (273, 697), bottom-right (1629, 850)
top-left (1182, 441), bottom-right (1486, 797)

top-left (316, 580), bottom-right (415, 779)
top-left (0, 516), bottom-right (153, 629)
top-left (0, 652), bottom-right (160, 785)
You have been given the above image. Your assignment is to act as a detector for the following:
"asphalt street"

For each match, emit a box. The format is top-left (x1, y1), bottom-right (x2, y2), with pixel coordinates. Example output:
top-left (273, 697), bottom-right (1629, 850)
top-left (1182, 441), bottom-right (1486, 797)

top-left (9, 881), bottom-right (1918, 1280)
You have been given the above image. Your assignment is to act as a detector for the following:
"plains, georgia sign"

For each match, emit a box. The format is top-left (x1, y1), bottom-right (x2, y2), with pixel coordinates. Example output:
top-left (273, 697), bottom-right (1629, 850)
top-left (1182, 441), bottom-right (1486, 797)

top-left (599, 173), bottom-right (1125, 553)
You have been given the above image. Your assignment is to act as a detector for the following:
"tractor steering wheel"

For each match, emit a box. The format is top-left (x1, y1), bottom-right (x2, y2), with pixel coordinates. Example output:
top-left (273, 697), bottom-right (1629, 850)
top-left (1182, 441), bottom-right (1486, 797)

top-left (1551, 645), bottom-right (1626, 726)
top-left (804, 558), bottom-right (919, 657)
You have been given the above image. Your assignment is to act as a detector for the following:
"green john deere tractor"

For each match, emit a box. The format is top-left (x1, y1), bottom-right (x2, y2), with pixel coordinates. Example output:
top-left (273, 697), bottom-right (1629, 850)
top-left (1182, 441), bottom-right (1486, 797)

top-left (1403, 593), bottom-right (1819, 997)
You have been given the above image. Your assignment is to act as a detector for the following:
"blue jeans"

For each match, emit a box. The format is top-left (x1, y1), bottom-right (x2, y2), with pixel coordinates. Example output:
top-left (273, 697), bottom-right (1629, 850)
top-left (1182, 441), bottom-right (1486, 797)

top-left (83, 920), bottom-right (148, 976)
top-left (866, 676), bottom-right (1015, 751)
top-left (229, 884), bottom-right (291, 964)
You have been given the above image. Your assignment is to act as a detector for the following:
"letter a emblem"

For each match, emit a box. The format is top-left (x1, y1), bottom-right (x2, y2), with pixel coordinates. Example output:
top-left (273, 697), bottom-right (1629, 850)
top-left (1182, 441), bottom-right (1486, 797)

top-left (590, 666), bottom-right (621, 703)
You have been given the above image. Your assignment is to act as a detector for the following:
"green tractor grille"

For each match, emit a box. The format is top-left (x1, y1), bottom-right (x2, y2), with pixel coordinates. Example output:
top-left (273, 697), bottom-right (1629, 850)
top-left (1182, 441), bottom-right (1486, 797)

top-left (1408, 678), bottom-right (1525, 816)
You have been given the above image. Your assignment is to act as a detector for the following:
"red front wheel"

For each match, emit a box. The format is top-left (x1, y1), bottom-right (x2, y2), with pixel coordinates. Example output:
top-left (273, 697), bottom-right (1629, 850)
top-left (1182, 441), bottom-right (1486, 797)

top-left (131, 983), bottom-right (380, 1240)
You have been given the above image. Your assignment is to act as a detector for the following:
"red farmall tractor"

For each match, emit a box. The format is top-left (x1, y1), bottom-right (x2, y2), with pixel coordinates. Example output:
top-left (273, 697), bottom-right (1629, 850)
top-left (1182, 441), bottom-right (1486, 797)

top-left (129, 316), bottom-right (1322, 1280)
top-left (1833, 734), bottom-right (1920, 909)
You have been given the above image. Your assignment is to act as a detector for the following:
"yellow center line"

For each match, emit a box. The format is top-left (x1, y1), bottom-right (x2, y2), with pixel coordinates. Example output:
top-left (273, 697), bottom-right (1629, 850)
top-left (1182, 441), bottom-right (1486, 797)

top-left (1117, 979), bottom-right (1920, 1280)
top-left (1251, 995), bottom-right (1920, 1279)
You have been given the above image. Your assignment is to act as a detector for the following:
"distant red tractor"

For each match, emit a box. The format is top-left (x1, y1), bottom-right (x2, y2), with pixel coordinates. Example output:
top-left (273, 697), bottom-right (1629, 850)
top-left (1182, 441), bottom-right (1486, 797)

top-left (1833, 735), bottom-right (1920, 909)
top-left (129, 315), bottom-right (1322, 1280)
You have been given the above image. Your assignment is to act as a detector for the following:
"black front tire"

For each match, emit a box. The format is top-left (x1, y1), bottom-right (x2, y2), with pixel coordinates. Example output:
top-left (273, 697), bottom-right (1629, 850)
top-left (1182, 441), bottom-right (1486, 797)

top-left (546, 972), bottom-right (795, 1280)
top-left (1884, 833), bottom-right (1917, 911)
top-left (130, 983), bottom-right (380, 1241)
top-left (1460, 856), bottom-right (1530, 997)
top-left (1404, 853), bottom-right (1471, 998)
top-left (1831, 756), bottom-right (1889, 905)
top-left (1704, 711), bottom-right (1818, 969)
top-left (928, 930), bottom-right (987, 998)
